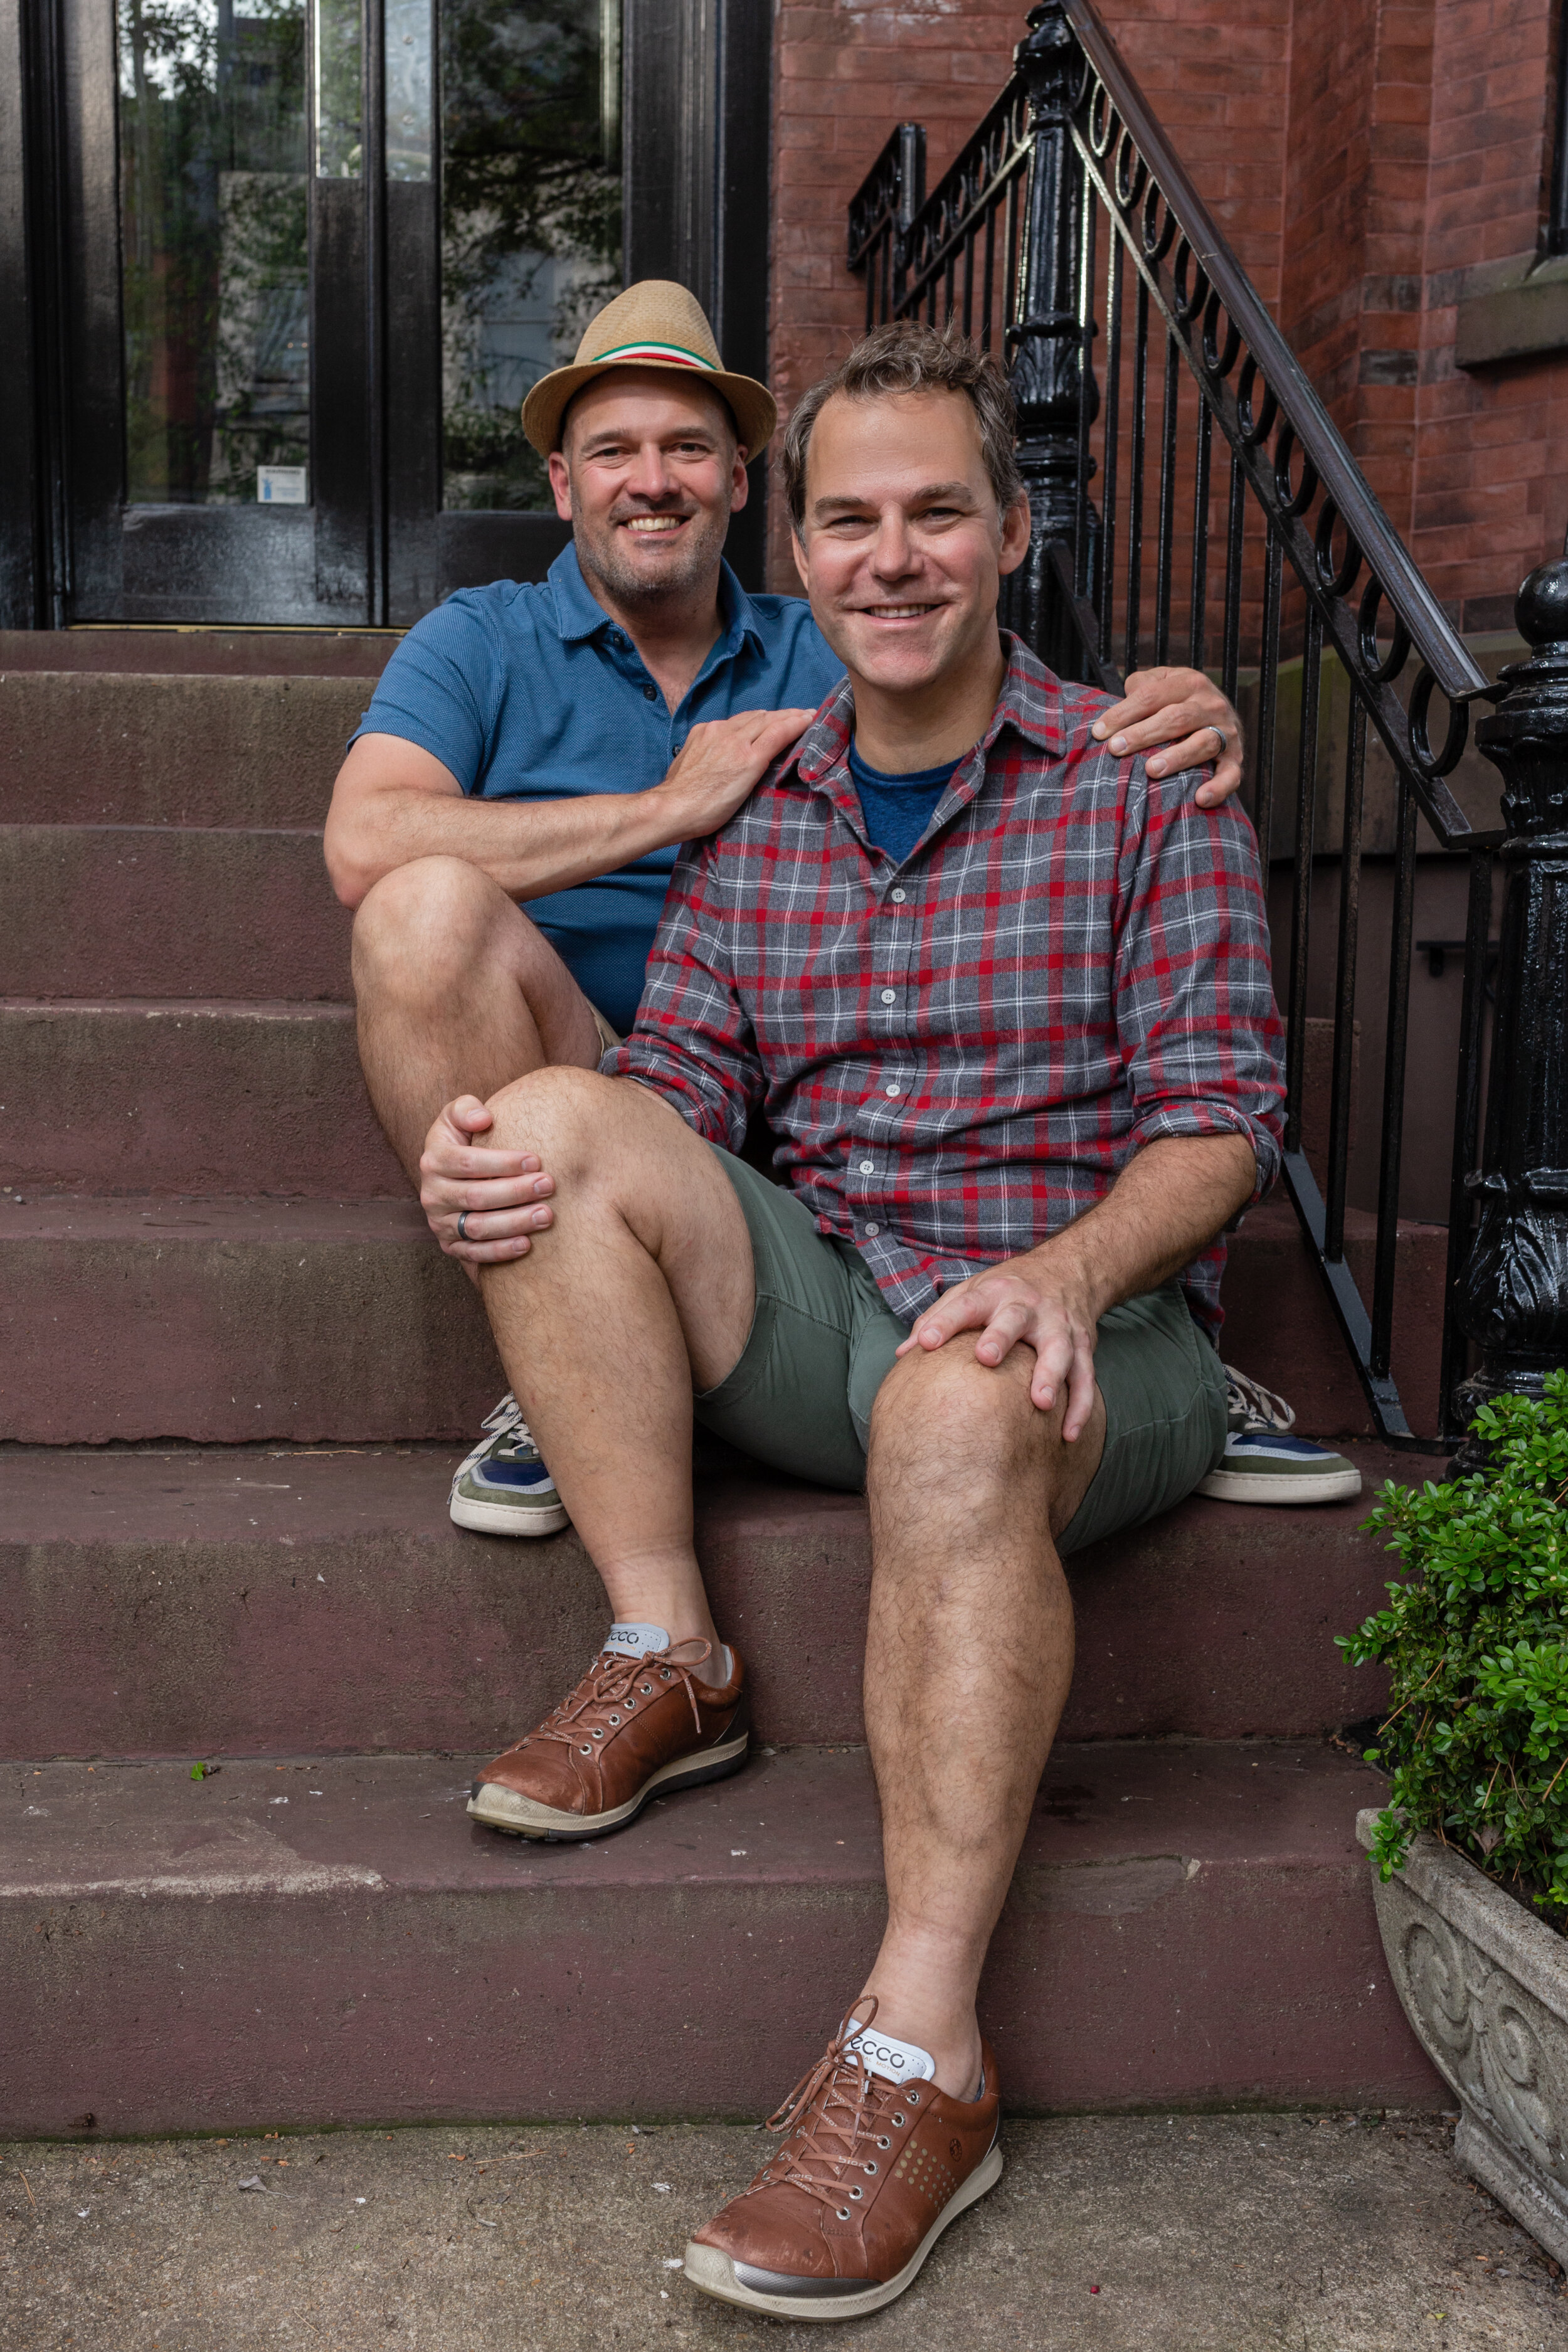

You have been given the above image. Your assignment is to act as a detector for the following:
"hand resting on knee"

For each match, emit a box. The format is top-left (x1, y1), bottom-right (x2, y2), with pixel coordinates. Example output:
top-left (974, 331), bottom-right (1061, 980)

top-left (417, 1093), bottom-right (557, 1265)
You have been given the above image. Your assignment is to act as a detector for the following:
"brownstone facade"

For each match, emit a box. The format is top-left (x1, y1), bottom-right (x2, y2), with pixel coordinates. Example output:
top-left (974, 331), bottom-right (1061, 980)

top-left (766, 0), bottom-right (1567, 625)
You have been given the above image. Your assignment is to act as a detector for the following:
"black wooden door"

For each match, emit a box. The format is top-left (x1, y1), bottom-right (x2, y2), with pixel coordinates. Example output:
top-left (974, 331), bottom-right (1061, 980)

top-left (2, 0), bottom-right (769, 628)
top-left (38, 0), bottom-right (640, 624)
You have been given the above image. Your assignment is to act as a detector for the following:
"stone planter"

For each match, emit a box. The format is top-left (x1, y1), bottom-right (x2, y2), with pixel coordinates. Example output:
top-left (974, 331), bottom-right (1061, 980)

top-left (1357, 1808), bottom-right (1568, 2263)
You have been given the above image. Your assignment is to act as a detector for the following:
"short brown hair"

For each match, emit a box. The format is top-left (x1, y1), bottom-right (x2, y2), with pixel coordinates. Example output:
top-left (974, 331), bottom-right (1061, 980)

top-left (781, 322), bottom-right (1024, 536)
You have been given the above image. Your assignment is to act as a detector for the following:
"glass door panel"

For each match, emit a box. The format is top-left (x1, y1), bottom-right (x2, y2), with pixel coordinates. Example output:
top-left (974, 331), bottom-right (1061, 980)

top-left (57, 0), bottom-right (626, 622)
top-left (118, 0), bottom-right (311, 509)
top-left (440, 0), bottom-right (621, 512)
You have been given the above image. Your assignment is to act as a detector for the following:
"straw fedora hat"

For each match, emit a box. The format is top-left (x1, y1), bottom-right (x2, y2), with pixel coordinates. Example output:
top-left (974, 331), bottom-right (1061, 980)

top-left (520, 280), bottom-right (776, 461)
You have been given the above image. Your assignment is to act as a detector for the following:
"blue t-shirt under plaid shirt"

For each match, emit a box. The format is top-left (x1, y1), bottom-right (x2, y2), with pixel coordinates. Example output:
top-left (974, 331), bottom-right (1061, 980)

top-left (846, 743), bottom-right (960, 866)
top-left (351, 545), bottom-right (844, 1034)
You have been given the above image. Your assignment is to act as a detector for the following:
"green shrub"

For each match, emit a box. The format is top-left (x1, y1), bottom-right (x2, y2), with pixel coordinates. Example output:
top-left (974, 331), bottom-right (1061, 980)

top-left (1340, 1370), bottom-right (1568, 1931)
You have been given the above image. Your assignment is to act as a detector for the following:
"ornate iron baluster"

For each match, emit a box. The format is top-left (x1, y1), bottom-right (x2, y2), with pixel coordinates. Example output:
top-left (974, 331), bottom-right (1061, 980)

top-left (1454, 557), bottom-right (1568, 1453)
top-left (1000, 1), bottom-right (1098, 651)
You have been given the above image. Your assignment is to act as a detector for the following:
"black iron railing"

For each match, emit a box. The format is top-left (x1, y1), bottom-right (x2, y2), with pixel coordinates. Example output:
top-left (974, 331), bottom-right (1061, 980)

top-left (848, 0), bottom-right (1568, 1449)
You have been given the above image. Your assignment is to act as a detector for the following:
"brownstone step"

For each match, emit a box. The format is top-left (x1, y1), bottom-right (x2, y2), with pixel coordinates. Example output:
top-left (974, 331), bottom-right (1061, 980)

top-left (0, 825), bottom-right (351, 1000)
top-left (0, 1193), bottom-right (1451, 1445)
top-left (0, 1002), bottom-right (400, 1197)
top-left (0, 1742), bottom-right (1441, 2137)
top-left (0, 670), bottom-right (369, 826)
top-left (0, 1439), bottom-right (1424, 1759)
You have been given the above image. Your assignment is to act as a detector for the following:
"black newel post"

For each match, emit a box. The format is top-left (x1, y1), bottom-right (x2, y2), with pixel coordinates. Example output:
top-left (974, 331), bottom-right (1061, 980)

top-left (1454, 554), bottom-right (1568, 1456)
top-left (999, 1), bottom-right (1098, 667)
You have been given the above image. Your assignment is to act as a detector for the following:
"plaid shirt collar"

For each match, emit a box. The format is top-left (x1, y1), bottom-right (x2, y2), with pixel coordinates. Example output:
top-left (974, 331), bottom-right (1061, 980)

top-left (787, 630), bottom-right (1066, 854)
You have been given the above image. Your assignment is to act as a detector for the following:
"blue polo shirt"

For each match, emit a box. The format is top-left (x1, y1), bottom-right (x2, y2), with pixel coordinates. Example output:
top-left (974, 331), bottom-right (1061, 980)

top-left (352, 545), bottom-right (844, 1035)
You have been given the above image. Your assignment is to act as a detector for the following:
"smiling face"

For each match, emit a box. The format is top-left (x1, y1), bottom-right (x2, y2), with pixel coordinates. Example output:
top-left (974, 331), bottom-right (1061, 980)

top-left (791, 387), bottom-right (1029, 697)
top-left (549, 370), bottom-right (749, 611)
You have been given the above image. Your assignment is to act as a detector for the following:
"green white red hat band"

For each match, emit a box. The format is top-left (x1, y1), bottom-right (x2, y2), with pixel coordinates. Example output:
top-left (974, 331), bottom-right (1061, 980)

top-left (586, 339), bottom-right (719, 371)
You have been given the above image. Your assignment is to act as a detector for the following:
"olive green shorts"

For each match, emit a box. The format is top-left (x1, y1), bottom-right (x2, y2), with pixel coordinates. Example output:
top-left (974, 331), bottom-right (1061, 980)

top-left (693, 1148), bottom-right (1228, 1557)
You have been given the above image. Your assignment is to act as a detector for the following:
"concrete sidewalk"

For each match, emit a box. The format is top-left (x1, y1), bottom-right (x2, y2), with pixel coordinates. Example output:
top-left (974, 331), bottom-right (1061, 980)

top-left (3, 2110), bottom-right (1562, 2351)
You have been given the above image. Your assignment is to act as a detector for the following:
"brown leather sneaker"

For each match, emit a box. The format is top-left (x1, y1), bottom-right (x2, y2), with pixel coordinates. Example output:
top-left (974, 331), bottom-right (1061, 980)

top-left (684, 2004), bottom-right (1002, 2321)
top-left (467, 1623), bottom-right (749, 1841)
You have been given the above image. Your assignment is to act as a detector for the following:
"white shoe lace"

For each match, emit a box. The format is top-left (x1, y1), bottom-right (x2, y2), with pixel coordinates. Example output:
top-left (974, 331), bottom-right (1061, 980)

top-left (452, 1389), bottom-right (544, 1489)
top-left (1221, 1365), bottom-right (1296, 1434)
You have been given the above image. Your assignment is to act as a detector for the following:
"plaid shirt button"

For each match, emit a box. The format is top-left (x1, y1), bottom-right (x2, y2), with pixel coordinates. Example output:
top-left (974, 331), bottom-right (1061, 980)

top-left (859, 1160), bottom-right (874, 1173)
top-left (886, 1084), bottom-right (901, 1096)
top-left (879, 988), bottom-right (896, 1004)
top-left (891, 888), bottom-right (907, 903)
top-left (864, 1222), bottom-right (880, 1236)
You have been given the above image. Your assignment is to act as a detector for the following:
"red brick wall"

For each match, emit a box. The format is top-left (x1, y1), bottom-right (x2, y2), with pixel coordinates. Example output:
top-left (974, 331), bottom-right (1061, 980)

top-left (767, 1), bottom-right (1024, 588)
top-left (766, 0), bottom-right (1566, 618)
top-left (1277, 0), bottom-right (1434, 538)
top-left (765, 0), bottom-right (1293, 588)
top-left (1413, 0), bottom-right (1564, 624)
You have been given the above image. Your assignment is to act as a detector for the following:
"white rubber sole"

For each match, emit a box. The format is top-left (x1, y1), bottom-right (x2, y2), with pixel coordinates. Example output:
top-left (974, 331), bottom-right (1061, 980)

top-left (1196, 1465), bottom-right (1362, 1506)
top-left (448, 1487), bottom-right (570, 1538)
top-left (467, 1730), bottom-right (749, 1841)
top-left (682, 2140), bottom-right (1004, 2321)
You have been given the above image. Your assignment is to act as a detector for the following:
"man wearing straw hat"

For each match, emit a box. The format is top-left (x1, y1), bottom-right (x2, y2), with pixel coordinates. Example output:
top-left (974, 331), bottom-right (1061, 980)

top-left (326, 280), bottom-right (1345, 1531)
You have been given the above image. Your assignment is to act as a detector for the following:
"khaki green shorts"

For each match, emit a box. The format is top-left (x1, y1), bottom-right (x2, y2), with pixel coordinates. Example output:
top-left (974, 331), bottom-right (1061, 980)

top-left (694, 1148), bottom-right (1227, 1557)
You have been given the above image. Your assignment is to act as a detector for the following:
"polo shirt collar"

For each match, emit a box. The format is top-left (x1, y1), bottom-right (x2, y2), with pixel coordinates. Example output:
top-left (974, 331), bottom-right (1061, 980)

top-left (546, 541), bottom-right (766, 660)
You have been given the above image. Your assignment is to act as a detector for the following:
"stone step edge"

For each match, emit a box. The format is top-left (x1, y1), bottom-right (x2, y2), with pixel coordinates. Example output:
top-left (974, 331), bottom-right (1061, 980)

top-left (0, 1742), bottom-right (1443, 2132)
top-left (0, 1436), bottom-right (1422, 1757)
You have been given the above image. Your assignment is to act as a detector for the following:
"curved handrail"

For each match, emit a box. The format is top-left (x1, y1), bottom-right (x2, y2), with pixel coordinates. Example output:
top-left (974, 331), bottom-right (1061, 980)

top-left (869, 0), bottom-right (1499, 846)
top-left (1064, 0), bottom-right (1485, 706)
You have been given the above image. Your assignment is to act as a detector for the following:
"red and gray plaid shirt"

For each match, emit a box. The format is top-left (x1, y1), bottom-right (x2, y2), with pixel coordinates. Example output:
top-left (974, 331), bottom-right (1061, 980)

top-left (611, 635), bottom-right (1285, 1338)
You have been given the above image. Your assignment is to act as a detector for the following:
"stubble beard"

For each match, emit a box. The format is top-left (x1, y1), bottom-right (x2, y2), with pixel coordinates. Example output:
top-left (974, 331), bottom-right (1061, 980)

top-left (573, 500), bottom-right (732, 611)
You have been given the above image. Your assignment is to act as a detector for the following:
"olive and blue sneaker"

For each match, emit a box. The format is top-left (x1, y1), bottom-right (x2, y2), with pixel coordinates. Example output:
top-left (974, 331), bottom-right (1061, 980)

top-left (448, 1392), bottom-right (571, 1537)
top-left (1196, 1367), bottom-right (1363, 1507)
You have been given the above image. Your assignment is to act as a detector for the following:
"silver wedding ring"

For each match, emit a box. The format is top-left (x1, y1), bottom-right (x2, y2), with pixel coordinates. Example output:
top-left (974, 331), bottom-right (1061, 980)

top-left (1209, 724), bottom-right (1229, 755)
top-left (457, 1211), bottom-right (471, 1242)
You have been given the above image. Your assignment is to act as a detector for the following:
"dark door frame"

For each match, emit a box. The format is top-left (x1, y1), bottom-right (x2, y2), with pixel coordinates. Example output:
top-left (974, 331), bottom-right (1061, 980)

top-left (0, 0), bottom-right (773, 629)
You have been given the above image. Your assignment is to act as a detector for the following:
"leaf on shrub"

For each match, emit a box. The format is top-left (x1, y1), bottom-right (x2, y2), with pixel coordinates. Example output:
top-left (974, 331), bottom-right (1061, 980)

top-left (1339, 1370), bottom-right (1568, 1934)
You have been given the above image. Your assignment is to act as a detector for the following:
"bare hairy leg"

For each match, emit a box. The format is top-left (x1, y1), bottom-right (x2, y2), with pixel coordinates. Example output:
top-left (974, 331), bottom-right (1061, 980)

top-left (856, 1342), bottom-right (1106, 2096)
top-left (477, 1066), bottom-right (755, 1680)
top-left (351, 853), bottom-right (603, 1182)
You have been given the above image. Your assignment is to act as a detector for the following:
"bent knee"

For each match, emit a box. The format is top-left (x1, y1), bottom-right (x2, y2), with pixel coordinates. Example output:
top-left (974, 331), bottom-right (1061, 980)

top-left (352, 856), bottom-right (515, 990)
top-left (484, 1062), bottom-right (619, 1173)
top-left (870, 1342), bottom-right (1056, 1481)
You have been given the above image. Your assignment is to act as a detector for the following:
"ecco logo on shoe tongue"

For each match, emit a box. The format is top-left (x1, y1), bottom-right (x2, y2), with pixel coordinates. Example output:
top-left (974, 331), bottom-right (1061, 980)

top-left (844, 2028), bottom-right (936, 2086)
top-left (604, 1621), bottom-right (669, 1660)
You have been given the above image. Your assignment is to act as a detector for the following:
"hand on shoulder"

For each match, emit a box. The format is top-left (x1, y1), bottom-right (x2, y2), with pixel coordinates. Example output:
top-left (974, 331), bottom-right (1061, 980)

top-left (1091, 666), bottom-right (1244, 810)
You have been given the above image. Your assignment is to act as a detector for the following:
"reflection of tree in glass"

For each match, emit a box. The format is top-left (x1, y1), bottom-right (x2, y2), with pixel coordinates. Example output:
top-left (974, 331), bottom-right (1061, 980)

top-left (442, 0), bottom-right (622, 511)
top-left (119, 0), bottom-right (307, 504)
top-left (211, 173), bottom-right (310, 491)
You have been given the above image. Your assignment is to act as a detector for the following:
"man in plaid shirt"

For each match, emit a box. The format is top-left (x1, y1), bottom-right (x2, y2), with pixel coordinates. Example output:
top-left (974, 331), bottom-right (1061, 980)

top-left (450, 326), bottom-right (1286, 2318)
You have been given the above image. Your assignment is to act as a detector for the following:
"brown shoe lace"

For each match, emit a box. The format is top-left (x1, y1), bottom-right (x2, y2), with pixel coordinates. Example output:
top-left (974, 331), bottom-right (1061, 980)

top-left (751, 2002), bottom-right (910, 2214)
top-left (524, 1638), bottom-right (718, 1755)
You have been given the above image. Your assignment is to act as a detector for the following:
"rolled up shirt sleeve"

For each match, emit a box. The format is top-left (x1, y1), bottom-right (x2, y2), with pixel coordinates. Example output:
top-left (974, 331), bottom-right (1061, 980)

top-left (608, 836), bottom-right (765, 1151)
top-left (1111, 765), bottom-right (1285, 1205)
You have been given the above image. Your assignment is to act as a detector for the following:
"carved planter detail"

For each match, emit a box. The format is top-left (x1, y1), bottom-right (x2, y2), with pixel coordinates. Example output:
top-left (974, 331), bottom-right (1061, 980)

top-left (1358, 1809), bottom-right (1568, 2262)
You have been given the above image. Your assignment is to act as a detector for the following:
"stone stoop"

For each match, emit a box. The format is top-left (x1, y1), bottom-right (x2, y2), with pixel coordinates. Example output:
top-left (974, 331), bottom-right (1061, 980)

top-left (0, 645), bottom-right (1449, 2136)
top-left (0, 1197), bottom-right (1444, 1445)
top-left (1, 1747), bottom-right (1439, 2138)
top-left (0, 1441), bottom-right (1425, 1760)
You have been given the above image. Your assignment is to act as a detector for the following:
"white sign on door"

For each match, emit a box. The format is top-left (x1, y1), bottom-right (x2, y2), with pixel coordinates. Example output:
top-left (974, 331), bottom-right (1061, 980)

top-left (257, 465), bottom-right (309, 504)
